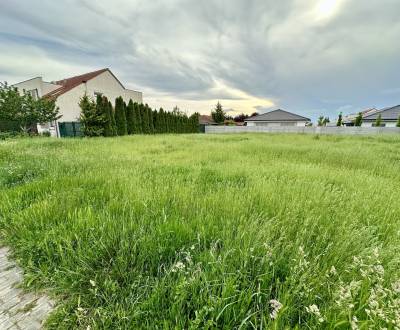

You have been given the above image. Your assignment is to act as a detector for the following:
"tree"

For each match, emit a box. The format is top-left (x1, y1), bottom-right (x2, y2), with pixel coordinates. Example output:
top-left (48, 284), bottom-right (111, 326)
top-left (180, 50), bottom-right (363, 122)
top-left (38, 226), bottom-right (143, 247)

top-left (354, 112), bottom-right (363, 127)
top-left (317, 116), bottom-right (330, 127)
top-left (126, 100), bottom-right (135, 135)
top-left (114, 96), bottom-right (127, 135)
top-left (79, 94), bottom-right (105, 136)
top-left (99, 96), bottom-right (114, 137)
top-left (109, 101), bottom-right (117, 136)
top-left (336, 112), bottom-right (343, 126)
top-left (375, 114), bottom-right (382, 127)
top-left (211, 102), bottom-right (225, 124)
top-left (0, 82), bottom-right (60, 133)
top-left (133, 102), bottom-right (141, 134)
top-left (397, 115), bottom-right (400, 128)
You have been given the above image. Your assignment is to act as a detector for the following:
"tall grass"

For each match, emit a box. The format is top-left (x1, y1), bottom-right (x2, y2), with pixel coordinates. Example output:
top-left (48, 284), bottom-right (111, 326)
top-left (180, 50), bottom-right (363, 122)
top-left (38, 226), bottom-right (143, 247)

top-left (0, 134), bottom-right (400, 329)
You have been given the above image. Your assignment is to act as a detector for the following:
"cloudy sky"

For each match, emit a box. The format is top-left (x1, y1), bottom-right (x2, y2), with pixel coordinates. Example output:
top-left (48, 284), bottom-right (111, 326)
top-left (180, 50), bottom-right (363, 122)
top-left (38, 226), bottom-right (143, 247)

top-left (1, 0), bottom-right (399, 120)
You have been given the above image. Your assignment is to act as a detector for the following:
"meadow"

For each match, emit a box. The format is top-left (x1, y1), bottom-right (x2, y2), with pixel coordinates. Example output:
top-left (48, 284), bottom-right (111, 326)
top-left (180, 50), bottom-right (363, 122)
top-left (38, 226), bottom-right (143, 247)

top-left (0, 133), bottom-right (399, 329)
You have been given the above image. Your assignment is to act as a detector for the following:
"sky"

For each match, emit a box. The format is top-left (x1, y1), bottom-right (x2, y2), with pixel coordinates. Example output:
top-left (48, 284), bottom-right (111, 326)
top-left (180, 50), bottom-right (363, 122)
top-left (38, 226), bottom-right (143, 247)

top-left (0, 0), bottom-right (399, 121)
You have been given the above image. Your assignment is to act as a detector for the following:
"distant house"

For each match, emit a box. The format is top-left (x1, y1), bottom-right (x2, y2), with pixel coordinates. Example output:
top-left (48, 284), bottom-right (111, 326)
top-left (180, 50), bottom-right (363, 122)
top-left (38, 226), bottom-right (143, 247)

top-left (361, 105), bottom-right (400, 127)
top-left (12, 68), bottom-right (143, 137)
top-left (199, 115), bottom-right (216, 125)
top-left (245, 109), bottom-right (311, 127)
top-left (343, 108), bottom-right (378, 126)
top-left (343, 106), bottom-right (400, 127)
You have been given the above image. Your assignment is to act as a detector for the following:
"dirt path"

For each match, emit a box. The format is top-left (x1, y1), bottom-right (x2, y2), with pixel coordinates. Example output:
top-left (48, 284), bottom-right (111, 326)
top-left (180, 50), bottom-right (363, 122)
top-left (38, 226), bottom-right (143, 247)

top-left (0, 247), bottom-right (54, 329)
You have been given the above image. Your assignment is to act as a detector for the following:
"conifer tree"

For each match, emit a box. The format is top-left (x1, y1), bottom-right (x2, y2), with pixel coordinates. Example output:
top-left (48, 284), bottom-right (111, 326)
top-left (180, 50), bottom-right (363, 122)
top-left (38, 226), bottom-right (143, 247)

top-left (108, 101), bottom-right (117, 136)
top-left (211, 102), bottom-right (225, 124)
top-left (375, 114), bottom-right (382, 127)
top-left (141, 103), bottom-right (150, 134)
top-left (79, 94), bottom-right (105, 136)
top-left (133, 102), bottom-right (141, 134)
top-left (126, 99), bottom-right (135, 135)
top-left (354, 112), bottom-right (363, 127)
top-left (100, 96), bottom-right (114, 137)
top-left (336, 112), bottom-right (343, 126)
top-left (146, 105), bottom-right (154, 133)
top-left (115, 96), bottom-right (127, 135)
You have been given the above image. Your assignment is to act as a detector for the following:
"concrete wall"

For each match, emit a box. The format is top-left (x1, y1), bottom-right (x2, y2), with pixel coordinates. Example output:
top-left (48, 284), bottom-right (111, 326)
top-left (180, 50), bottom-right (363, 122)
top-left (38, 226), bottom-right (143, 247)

top-left (246, 121), bottom-right (307, 127)
top-left (56, 70), bottom-right (143, 122)
top-left (205, 126), bottom-right (400, 135)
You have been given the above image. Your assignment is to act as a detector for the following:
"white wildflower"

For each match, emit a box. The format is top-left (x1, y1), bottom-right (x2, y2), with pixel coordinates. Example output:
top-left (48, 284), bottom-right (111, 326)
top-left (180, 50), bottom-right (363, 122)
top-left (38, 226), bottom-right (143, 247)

top-left (351, 316), bottom-right (359, 330)
top-left (171, 261), bottom-right (185, 273)
top-left (306, 304), bottom-right (324, 323)
top-left (269, 299), bottom-right (283, 320)
top-left (392, 281), bottom-right (400, 294)
top-left (89, 280), bottom-right (96, 287)
top-left (330, 266), bottom-right (337, 276)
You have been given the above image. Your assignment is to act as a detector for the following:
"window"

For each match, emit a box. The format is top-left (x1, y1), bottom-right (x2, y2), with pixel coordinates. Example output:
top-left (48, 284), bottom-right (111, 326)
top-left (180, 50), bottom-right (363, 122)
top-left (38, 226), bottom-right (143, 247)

top-left (27, 89), bottom-right (39, 100)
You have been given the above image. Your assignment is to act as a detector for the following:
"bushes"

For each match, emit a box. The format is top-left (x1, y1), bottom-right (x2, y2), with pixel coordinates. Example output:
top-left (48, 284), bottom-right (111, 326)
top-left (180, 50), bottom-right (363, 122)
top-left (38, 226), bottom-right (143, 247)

top-left (79, 94), bottom-right (199, 137)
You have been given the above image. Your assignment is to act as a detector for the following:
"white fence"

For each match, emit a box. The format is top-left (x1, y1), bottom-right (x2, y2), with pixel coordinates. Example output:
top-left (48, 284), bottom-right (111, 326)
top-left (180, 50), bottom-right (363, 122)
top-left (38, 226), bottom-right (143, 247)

top-left (205, 126), bottom-right (400, 135)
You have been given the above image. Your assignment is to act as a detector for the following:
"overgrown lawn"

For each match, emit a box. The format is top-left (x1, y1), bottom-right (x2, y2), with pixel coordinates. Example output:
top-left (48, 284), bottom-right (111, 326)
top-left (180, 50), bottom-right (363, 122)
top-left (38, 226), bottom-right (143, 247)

top-left (1, 134), bottom-right (400, 329)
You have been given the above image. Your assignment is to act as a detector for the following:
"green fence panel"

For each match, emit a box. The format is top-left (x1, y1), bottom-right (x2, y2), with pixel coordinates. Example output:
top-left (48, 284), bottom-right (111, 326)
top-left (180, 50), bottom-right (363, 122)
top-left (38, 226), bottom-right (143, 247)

top-left (58, 122), bottom-right (82, 137)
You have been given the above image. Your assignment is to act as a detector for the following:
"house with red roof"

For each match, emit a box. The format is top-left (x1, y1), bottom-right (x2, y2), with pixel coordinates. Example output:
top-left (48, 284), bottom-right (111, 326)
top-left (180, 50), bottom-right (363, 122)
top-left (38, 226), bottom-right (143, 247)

top-left (12, 69), bottom-right (142, 137)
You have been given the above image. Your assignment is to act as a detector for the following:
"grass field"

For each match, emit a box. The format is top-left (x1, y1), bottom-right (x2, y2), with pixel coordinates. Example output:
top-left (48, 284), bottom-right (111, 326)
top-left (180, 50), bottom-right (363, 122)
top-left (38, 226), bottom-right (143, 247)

top-left (1, 134), bottom-right (400, 329)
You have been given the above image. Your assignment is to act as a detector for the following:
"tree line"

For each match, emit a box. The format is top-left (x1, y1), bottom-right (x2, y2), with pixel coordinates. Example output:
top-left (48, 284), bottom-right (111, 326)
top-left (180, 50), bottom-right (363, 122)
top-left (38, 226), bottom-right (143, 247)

top-left (79, 94), bottom-right (199, 137)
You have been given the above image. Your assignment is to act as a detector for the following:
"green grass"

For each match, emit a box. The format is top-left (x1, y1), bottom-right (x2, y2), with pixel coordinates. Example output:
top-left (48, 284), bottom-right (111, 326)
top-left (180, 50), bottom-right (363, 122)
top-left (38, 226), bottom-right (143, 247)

top-left (1, 134), bottom-right (400, 329)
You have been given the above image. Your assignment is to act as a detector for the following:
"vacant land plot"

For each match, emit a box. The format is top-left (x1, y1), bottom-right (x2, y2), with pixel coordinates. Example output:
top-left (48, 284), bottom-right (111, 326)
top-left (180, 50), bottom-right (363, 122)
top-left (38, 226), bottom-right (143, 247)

top-left (0, 134), bottom-right (399, 329)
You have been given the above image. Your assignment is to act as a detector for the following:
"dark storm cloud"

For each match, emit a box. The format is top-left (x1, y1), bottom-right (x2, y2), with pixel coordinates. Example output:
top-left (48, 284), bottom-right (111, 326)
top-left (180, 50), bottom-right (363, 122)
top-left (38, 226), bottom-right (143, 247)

top-left (0, 0), bottom-right (399, 117)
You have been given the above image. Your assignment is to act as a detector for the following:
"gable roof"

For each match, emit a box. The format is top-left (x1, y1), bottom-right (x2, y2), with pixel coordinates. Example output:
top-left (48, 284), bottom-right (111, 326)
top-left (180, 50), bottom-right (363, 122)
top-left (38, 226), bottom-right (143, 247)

top-left (363, 105), bottom-right (400, 121)
top-left (343, 108), bottom-right (378, 123)
top-left (44, 68), bottom-right (110, 100)
top-left (199, 115), bottom-right (216, 125)
top-left (245, 109), bottom-right (311, 122)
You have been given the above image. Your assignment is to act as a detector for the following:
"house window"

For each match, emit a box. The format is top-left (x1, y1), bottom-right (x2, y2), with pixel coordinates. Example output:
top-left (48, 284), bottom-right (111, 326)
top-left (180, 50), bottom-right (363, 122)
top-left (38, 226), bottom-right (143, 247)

top-left (27, 89), bottom-right (39, 100)
top-left (94, 92), bottom-right (103, 99)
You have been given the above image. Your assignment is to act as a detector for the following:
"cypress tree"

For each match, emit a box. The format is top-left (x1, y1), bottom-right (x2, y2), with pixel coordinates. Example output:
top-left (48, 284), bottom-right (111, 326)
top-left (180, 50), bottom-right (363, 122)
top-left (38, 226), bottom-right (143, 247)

top-left (109, 101), bottom-right (117, 136)
top-left (159, 108), bottom-right (165, 133)
top-left (115, 96), bottom-right (127, 135)
top-left (146, 105), bottom-right (154, 134)
top-left (336, 112), bottom-right (343, 126)
top-left (79, 94), bottom-right (104, 136)
top-left (375, 114), bottom-right (382, 127)
top-left (152, 110), bottom-right (160, 133)
top-left (354, 112), bottom-right (363, 127)
top-left (101, 96), bottom-right (114, 137)
top-left (126, 99), bottom-right (135, 135)
top-left (133, 102), bottom-right (141, 134)
top-left (141, 103), bottom-right (150, 134)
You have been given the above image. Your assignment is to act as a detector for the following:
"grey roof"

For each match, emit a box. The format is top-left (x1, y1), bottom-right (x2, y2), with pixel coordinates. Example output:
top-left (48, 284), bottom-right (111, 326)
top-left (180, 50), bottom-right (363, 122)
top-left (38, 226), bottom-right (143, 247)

top-left (245, 109), bottom-right (311, 122)
top-left (363, 105), bottom-right (400, 121)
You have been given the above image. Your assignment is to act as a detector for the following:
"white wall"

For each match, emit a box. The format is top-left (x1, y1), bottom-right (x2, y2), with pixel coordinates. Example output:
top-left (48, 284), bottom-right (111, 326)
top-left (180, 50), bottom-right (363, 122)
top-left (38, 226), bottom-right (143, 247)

top-left (245, 121), bottom-right (307, 127)
top-left (13, 77), bottom-right (61, 98)
top-left (56, 70), bottom-right (143, 122)
top-left (362, 122), bottom-right (397, 128)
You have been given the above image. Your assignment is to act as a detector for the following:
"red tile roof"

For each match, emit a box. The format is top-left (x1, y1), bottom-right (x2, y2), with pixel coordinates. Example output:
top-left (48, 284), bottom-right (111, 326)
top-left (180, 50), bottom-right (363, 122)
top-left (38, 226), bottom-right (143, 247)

top-left (199, 115), bottom-right (216, 124)
top-left (44, 68), bottom-right (109, 100)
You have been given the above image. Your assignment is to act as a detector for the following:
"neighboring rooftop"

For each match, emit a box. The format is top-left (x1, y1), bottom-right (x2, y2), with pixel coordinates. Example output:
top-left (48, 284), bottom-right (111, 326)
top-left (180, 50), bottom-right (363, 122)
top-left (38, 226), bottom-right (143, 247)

top-left (44, 68), bottom-right (109, 100)
top-left (363, 105), bottom-right (400, 121)
top-left (245, 109), bottom-right (311, 122)
top-left (343, 108), bottom-right (378, 123)
top-left (199, 115), bottom-right (216, 125)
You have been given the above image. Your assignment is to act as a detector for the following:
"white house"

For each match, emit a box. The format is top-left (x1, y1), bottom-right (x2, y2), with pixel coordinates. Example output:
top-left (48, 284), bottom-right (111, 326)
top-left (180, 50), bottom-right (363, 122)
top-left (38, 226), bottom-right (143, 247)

top-left (13, 68), bottom-right (143, 137)
top-left (361, 105), bottom-right (400, 127)
top-left (245, 109), bottom-right (311, 127)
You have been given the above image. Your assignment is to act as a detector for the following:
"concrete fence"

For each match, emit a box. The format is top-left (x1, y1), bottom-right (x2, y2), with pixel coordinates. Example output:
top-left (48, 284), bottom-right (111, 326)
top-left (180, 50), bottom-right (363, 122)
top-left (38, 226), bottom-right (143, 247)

top-left (205, 126), bottom-right (400, 135)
